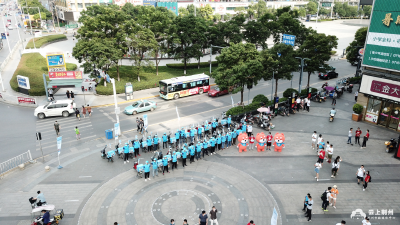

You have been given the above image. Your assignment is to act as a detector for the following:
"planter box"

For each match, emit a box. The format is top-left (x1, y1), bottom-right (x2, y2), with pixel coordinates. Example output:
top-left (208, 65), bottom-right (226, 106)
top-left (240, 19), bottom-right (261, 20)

top-left (352, 113), bottom-right (363, 121)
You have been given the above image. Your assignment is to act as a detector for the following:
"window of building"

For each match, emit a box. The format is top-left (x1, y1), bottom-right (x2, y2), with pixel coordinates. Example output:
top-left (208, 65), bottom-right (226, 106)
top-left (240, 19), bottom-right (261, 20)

top-left (367, 98), bottom-right (381, 115)
top-left (78, 3), bottom-right (83, 8)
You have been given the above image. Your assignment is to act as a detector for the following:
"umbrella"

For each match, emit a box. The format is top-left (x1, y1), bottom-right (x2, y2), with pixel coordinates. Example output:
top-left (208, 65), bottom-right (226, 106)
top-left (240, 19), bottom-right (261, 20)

top-left (325, 86), bottom-right (335, 91)
top-left (257, 107), bottom-right (270, 113)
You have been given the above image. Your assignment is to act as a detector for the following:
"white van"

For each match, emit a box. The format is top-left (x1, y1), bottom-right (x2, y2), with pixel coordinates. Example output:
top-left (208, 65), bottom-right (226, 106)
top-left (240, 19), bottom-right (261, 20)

top-left (34, 100), bottom-right (76, 119)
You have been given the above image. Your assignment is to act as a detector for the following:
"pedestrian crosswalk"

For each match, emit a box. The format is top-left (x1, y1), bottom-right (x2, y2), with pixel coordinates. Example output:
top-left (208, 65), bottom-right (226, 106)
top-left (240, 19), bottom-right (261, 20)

top-left (35, 115), bottom-right (97, 153)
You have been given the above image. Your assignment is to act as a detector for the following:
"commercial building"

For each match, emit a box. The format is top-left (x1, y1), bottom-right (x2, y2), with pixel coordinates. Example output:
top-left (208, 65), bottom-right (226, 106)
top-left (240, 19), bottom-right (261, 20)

top-left (357, 0), bottom-right (400, 131)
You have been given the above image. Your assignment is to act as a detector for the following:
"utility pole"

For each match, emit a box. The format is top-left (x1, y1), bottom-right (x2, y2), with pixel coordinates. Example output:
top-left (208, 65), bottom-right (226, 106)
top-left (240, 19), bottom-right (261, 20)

top-left (295, 57), bottom-right (310, 93)
top-left (209, 44), bottom-right (225, 75)
top-left (111, 78), bottom-right (121, 136)
top-left (270, 71), bottom-right (274, 100)
top-left (316, 0), bottom-right (320, 27)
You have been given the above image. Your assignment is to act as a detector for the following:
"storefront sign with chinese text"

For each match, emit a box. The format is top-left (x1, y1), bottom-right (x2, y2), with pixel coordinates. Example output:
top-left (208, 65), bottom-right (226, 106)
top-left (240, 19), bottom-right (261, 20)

top-left (49, 71), bottom-right (83, 80)
top-left (17, 97), bottom-right (36, 104)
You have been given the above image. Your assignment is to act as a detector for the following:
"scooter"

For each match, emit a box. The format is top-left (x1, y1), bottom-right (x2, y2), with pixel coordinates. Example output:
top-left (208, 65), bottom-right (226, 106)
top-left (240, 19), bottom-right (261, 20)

top-left (347, 84), bottom-right (353, 93)
top-left (106, 150), bottom-right (115, 162)
top-left (385, 138), bottom-right (397, 153)
top-left (329, 113), bottom-right (335, 122)
top-left (100, 145), bottom-right (107, 159)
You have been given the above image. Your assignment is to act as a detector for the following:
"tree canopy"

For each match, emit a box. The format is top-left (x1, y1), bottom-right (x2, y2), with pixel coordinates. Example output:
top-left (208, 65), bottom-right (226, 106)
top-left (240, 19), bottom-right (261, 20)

top-left (346, 27), bottom-right (368, 66)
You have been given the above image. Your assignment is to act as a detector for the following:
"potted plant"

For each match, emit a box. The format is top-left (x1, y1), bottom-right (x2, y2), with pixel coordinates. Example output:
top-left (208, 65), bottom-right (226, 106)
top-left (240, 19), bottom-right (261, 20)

top-left (352, 103), bottom-right (364, 121)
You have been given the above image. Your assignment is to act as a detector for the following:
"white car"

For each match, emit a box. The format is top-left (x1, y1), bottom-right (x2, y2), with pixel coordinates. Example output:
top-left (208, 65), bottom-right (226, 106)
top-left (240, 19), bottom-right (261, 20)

top-left (34, 100), bottom-right (76, 119)
top-left (7, 25), bottom-right (13, 30)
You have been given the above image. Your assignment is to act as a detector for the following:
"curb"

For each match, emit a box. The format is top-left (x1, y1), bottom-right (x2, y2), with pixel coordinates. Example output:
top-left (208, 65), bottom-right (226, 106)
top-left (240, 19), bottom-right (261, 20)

top-left (24, 37), bottom-right (68, 49)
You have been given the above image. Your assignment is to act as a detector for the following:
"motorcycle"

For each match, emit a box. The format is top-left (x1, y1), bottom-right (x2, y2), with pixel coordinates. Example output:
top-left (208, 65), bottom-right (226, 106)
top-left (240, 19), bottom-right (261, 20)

top-left (322, 82), bottom-right (328, 90)
top-left (385, 138), bottom-right (397, 153)
top-left (347, 84), bottom-right (353, 93)
top-left (100, 145), bottom-right (107, 159)
top-left (278, 106), bottom-right (289, 117)
top-left (329, 113), bottom-right (335, 122)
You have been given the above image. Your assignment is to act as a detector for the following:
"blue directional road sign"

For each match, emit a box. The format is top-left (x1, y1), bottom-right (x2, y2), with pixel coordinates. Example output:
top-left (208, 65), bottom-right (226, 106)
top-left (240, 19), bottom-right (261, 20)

top-left (282, 34), bottom-right (296, 46)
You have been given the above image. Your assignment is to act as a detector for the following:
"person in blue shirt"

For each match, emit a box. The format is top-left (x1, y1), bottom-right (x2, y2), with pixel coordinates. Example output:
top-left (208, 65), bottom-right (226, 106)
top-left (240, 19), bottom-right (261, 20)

top-left (146, 136), bottom-right (152, 153)
top-left (162, 155), bottom-right (169, 175)
top-left (144, 161), bottom-right (151, 181)
top-left (140, 139), bottom-right (146, 156)
top-left (175, 129), bottom-right (180, 146)
top-left (134, 139), bottom-right (141, 156)
top-left (227, 131), bottom-right (232, 148)
top-left (129, 145), bottom-right (135, 159)
top-left (195, 142), bottom-right (202, 160)
top-left (212, 119), bottom-right (218, 134)
top-left (221, 134), bottom-right (226, 150)
top-left (216, 134), bottom-right (222, 151)
top-left (202, 140), bottom-right (208, 157)
top-left (227, 115), bottom-right (232, 128)
top-left (242, 122), bottom-right (247, 133)
top-left (204, 123), bottom-right (209, 136)
top-left (232, 129), bottom-right (237, 145)
top-left (123, 143), bottom-right (130, 164)
top-left (210, 137), bottom-right (216, 155)
top-left (171, 151), bottom-right (178, 170)
top-left (198, 126), bottom-right (203, 140)
top-left (170, 134), bottom-right (175, 149)
top-left (181, 127), bottom-right (186, 144)
top-left (153, 135), bottom-right (159, 152)
top-left (181, 145), bottom-right (188, 167)
top-left (162, 133), bottom-right (168, 149)
top-left (221, 118), bottom-right (227, 129)
top-left (41, 210), bottom-right (50, 224)
top-left (189, 145), bottom-right (195, 163)
top-left (190, 128), bottom-right (195, 143)
top-left (152, 159), bottom-right (158, 178)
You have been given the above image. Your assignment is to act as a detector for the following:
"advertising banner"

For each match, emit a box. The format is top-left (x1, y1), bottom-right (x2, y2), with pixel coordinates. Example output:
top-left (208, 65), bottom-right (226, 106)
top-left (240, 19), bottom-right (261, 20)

top-left (17, 75), bottom-right (30, 89)
top-left (49, 71), bottom-right (83, 80)
top-left (143, 0), bottom-right (156, 7)
top-left (362, 0), bottom-right (400, 72)
top-left (47, 54), bottom-right (65, 67)
top-left (360, 75), bottom-right (400, 102)
top-left (158, 2), bottom-right (178, 16)
top-left (282, 34), bottom-right (295, 46)
top-left (17, 97), bottom-right (36, 104)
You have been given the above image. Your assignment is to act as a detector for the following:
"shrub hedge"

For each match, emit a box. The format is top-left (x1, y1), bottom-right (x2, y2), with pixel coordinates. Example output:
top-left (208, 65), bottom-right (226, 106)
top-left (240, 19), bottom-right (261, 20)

top-left (166, 61), bottom-right (218, 69)
top-left (283, 88), bottom-right (299, 98)
top-left (25, 34), bottom-right (67, 49)
top-left (353, 103), bottom-right (363, 114)
top-left (226, 94), bottom-right (270, 116)
top-left (252, 94), bottom-right (269, 104)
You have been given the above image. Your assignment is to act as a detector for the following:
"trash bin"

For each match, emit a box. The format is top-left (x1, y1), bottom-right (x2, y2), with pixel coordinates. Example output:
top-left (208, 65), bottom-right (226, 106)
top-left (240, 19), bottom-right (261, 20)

top-left (105, 129), bottom-right (113, 139)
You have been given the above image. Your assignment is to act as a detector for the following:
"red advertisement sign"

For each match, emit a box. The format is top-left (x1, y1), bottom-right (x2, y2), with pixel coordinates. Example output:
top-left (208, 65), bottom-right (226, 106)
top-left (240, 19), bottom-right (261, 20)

top-left (17, 97), bottom-right (36, 104)
top-left (49, 71), bottom-right (83, 80)
top-left (370, 80), bottom-right (400, 98)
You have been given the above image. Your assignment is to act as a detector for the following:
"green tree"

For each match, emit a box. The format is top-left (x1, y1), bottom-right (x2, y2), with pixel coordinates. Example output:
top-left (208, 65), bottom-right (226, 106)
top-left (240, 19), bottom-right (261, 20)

top-left (297, 7), bottom-right (306, 17)
top-left (212, 43), bottom-right (263, 104)
top-left (168, 15), bottom-right (207, 74)
top-left (222, 14), bottom-right (245, 45)
top-left (346, 27), bottom-right (368, 66)
top-left (265, 43), bottom-right (297, 97)
top-left (214, 13), bottom-right (221, 22)
top-left (33, 12), bottom-right (46, 21)
top-left (347, 6), bottom-right (358, 17)
top-left (234, 7), bottom-right (247, 15)
top-left (19, 0), bottom-right (52, 19)
top-left (224, 13), bottom-right (232, 21)
top-left (297, 33), bottom-right (338, 87)
top-left (333, 2), bottom-right (346, 17)
top-left (198, 5), bottom-right (214, 20)
top-left (178, 7), bottom-right (190, 17)
top-left (306, 1), bottom-right (317, 15)
top-left (243, 13), bottom-right (273, 50)
top-left (318, 7), bottom-right (330, 18)
top-left (248, 0), bottom-right (268, 19)
top-left (363, 5), bottom-right (372, 17)
top-left (73, 5), bottom-right (132, 81)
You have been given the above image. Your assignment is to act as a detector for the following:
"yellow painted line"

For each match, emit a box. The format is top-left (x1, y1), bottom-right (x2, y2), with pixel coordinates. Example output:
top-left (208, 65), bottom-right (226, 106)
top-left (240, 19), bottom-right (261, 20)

top-left (92, 83), bottom-right (217, 108)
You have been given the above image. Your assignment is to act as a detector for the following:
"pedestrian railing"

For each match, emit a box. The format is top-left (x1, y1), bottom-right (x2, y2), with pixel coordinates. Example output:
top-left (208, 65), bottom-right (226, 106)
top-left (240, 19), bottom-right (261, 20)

top-left (0, 150), bottom-right (33, 177)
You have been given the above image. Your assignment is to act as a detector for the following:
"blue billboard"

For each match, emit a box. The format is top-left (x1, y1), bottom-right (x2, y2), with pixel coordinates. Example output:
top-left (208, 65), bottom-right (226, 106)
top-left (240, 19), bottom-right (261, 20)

top-left (47, 54), bottom-right (65, 67)
top-left (282, 34), bottom-right (296, 46)
top-left (143, 0), bottom-right (156, 7)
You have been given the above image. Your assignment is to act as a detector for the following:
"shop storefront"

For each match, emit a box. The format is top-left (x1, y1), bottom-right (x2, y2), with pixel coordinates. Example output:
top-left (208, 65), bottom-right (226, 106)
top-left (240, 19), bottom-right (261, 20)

top-left (360, 75), bottom-right (400, 131)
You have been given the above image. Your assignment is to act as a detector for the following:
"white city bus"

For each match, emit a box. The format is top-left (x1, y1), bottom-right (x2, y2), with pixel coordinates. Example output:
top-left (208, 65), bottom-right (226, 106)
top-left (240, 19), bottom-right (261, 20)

top-left (159, 74), bottom-right (210, 100)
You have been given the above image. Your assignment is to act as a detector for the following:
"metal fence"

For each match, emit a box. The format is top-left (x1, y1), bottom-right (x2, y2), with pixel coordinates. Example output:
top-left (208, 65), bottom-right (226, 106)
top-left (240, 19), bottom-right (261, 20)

top-left (0, 150), bottom-right (33, 177)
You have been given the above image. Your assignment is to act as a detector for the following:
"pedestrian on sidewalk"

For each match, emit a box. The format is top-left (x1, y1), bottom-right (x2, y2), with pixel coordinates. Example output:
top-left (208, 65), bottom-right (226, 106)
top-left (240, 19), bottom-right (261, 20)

top-left (136, 117), bottom-right (140, 132)
top-left (357, 165), bottom-right (365, 185)
top-left (314, 161), bottom-right (321, 181)
top-left (305, 196), bottom-right (313, 222)
top-left (311, 131), bottom-right (317, 150)
top-left (196, 142), bottom-right (202, 160)
top-left (123, 143), bottom-right (129, 164)
top-left (144, 161), bottom-right (150, 181)
top-left (66, 90), bottom-right (70, 99)
top-left (336, 220), bottom-right (346, 225)
top-left (172, 151), bottom-right (178, 170)
top-left (362, 217), bottom-right (371, 225)
top-left (75, 126), bottom-right (80, 140)
top-left (335, 156), bottom-right (343, 175)
top-left (199, 210), bottom-right (208, 225)
top-left (139, 119), bottom-right (144, 134)
top-left (202, 140), bottom-right (209, 157)
top-left (153, 135), bottom-right (159, 152)
top-left (327, 144), bottom-right (333, 163)
top-left (162, 133), bottom-right (168, 149)
top-left (266, 132), bottom-right (273, 151)
top-left (217, 134), bottom-right (222, 151)
top-left (247, 124), bottom-right (253, 137)
top-left (183, 219), bottom-right (188, 225)
top-left (82, 105), bottom-right (87, 118)
top-left (209, 206), bottom-right (219, 225)
top-left (322, 187), bottom-right (331, 211)
top-left (162, 155), bottom-right (169, 175)
top-left (249, 134), bottom-right (255, 150)
top-left (141, 138), bottom-right (147, 155)
top-left (355, 90), bottom-right (358, 102)
top-left (75, 108), bottom-right (81, 121)
top-left (70, 91), bottom-right (75, 100)
top-left (331, 158), bottom-right (339, 178)
top-left (318, 148), bottom-right (325, 167)
top-left (89, 83), bottom-right (93, 91)
top-left (227, 131), bottom-right (232, 148)
top-left (152, 159), bottom-right (158, 178)
top-left (54, 121), bottom-right (60, 136)
top-left (190, 145), bottom-right (195, 163)
top-left (361, 130), bottom-right (369, 149)
top-left (347, 128), bottom-right (353, 145)
top-left (330, 185), bottom-right (339, 209)
top-left (87, 105), bottom-right (92, 116)
top-left (302, 193), bottom-right (310, 211)
top-left (355, 127), bottom-right (362, 146)
top-left (232, 128), bottom-right (237, 145)
top-left (332, 91), bottom-right (337, 105)
top-left (170, 219), bottom-right (175, 225)
top-left (306, 98), bottom-right (310, 112)
top-left (363, 171), bottom-right (371, 191)
top-left (134, 138), bottom-right (141, 156)
top-left (182, 146), bottom-right (188, 167)
top-left (221, 133), bottom-right (226, 150)
top-left (296, 97), bottom-right (301, 112)
top-left (247, 220), bottom-right (255, 225)
top-left (48, 88), bottom-right (54, 100)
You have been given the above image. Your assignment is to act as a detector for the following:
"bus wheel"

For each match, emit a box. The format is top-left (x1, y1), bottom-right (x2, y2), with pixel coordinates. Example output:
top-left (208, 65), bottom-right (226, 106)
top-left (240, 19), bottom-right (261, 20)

top-left (199, 89), bottom-right (204, 94)
top-left (174, 94), bottom-right (179, 100)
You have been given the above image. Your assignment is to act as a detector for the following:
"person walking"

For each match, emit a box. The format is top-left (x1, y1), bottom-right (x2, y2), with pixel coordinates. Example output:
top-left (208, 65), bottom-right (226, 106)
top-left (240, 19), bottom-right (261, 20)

top-left (202, 140), bottom-right (208, 157)
top-left (327, 144), bottom-right (333, 163)
top-left (199, 210), bottom-right (208, 225)
top-left (196, 142), bottom-right (202, 161)
top-left (336, 220), bottom-right (346, 225)
top-left (249, 134), bottom-right (255, 150)
top-left (335, 156), bottom-right (343, 175)
top-left (355, 127), bottom-right (362, 146)
top-left (331, 158), bottom-right (339, 178)
top-left (209, 206), bottom-right (218, 225)
top-left (152, 159), bottom-right (158, 178)
top-left (330, 185), bottom-right (339, 209)
top-left (144, 161), bottom-right (151, 181)
top-left (362, 217), bottom-right (371, 225)
top-left (87, 104), bottom-right (92, 117)
top-left (181, 146), bottom-right (188, 167)
top-left (361, 130), bottom-right (369, 149)
top-left (75, 108), bottom-right (81, 121)
top-left (321, 187), bottom-right (331, 212)
top-left (296, 97), bottom-right (301, 112)
top-left (54, 121), bottom-right (60, 136)
top-left (66, 90), bottom-right (70, 99)
top-left (48, 88), bottom-right (54, 100)
top-left (136, 117), bottom-right (140, 132)
top-left (247, 124), bottom-right (253, 137)
top-left (318, 148), bottom-right (325, 167)
top-left (306, 98), bottom-right (310, 112)
top-left (357, 165), bottom-right (365, 185)
top-left (75, 126), bottom-right (80, 140)
top-left (302, 193), bottom-right (310, 211)
top-left (162, 133), bottom-right (168, 149)
top-left (134, 139), bottom-right (140, 157)
top-left (70, 91), bottom-right (75, 100)
top-left (123, 143), bottom-right (129, 164)
top-left (305, 196), bottom-right (313, 222)
top-left (363, 171), bottom-right (371, 191)
top-left (347, 128), bottom-right (353, 145)
top-left (171, 152), bottom-right (178, 170)
top-left (311, 131), bottom-right (317, 150)
top-left (314, 161), bottom-right (322, 181)
top-left (247, 220), bottom-right (255, 225)
top-left (162, 156), bottom-right (169, 175)
top-left (82, 105), bottom-right (87, 118)
top-left (190, 145), bottom-right (195, 163)
top-left (354, 90), bottom-right (358, 102)
top-left (332, 91), bottom-right (337, 105)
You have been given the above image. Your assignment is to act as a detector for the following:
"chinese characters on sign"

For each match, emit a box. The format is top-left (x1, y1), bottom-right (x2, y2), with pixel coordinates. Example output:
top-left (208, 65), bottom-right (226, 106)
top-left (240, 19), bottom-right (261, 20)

top-left (370, 80), bottom-right (400, 98)
top-left (382, 13), bottom-right (393, 26)
top-left (282, 34), bottom-right (296, 46)
top-left (367, 209), bottom-right (395, 220)
top-left (17, 97), bottom-right (36, 104)
top-left (49, 71), bottom-right (83, 80)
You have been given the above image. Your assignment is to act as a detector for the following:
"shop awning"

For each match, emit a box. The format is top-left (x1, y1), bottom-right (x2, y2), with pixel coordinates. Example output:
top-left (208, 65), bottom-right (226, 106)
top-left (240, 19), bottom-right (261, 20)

top-left (46, 79), bottom-right (83, 89)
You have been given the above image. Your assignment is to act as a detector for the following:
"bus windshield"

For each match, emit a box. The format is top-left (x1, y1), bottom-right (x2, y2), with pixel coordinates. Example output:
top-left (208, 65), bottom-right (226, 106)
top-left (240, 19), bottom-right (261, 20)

top-left (159, 82), bottom-right (168, 94)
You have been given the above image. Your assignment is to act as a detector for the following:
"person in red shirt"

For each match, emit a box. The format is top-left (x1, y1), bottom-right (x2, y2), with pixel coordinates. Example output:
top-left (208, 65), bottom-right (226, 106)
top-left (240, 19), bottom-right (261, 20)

top-left (266, 132), bottom-right (273, 151)
top-left (361, 129), bottom-right (369, 149)
top-left (318, 148), bottom-right (325, 166)
top-left (249, 134), bottom-right (255, 150)
top-left (355, 127), bottom-right (362, 146)
top-left (363, 171), bottom-right (371, 191)
top-left (247, 220), bottom-right (255, 225)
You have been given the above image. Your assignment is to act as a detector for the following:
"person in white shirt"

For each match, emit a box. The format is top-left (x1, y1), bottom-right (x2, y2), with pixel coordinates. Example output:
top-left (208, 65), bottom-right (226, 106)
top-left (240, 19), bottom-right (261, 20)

top-left (362, 217), bottom-right (371, 225)
top-left (347, 128), bottom-right (353, 145)
top-left (335, 220), bottom-right (346, 225)
top-left (311, 131), bottom-right (317, 150)
top-left (305, 196), bottom-right (313, 222)
top-left (314, 162), bottom-right (322, 181)
top-left (247, 124), bottom-right (253, 137)
top-left (356, 165), bottom-right (365, 185)
top-left (296, 97), bottom-right (301, 112)
top-left (327, 144), bottom-right (334, 163)
top-left (306, 98), bottom-right (310, 112)
top-left (355, 91), bottom-right (358, 102)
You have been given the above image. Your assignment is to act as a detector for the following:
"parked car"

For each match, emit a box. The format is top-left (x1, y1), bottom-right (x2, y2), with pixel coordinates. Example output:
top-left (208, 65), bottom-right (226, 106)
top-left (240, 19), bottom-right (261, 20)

top-left (124, 100), bottom-right (157, 115)
top-left (208, 86), bottom-right (229, 97)
top-left (318, 66), bottom-right (338, 79)
top-left (34, 100), bottom-right (76, 119)
top-left (7, 25), bottom-right (13, 30)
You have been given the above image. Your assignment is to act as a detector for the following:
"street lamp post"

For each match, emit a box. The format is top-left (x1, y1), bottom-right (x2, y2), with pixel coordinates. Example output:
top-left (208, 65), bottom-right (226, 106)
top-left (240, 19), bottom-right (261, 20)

top-left (22, 6), bottom-right (42, 49)
top-left (295, 57), bottom-right (310, 93)
top-left (209, 44), bottom-right (225, 75)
